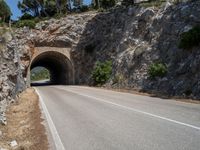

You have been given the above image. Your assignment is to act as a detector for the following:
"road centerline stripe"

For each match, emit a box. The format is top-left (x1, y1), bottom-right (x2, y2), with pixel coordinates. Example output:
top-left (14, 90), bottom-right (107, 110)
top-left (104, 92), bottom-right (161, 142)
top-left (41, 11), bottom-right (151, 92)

top-left (58, 87), bottom-right (200, 131)
top-left (34, 88), bottom-right (66, 150)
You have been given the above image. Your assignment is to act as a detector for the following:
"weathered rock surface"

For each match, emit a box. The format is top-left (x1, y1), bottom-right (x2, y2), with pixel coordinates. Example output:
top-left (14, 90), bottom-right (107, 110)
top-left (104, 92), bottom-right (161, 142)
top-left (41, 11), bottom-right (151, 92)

top-left (69, 1), bottom-right (200, 99)
top-left (0, 29), bottom-right (25, 125)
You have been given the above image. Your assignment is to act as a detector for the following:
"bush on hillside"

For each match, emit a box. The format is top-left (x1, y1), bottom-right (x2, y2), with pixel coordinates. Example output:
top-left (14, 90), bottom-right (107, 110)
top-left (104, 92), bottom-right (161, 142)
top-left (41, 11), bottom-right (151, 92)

top-left (101, 0), bottom-right (116, 9)
top-left (139, 0), bottom-right (166, 8)
top-left (80, 5), bottom-right (89, 12)
top-left (178, 26), bottom-right (200, 49)
top-left (92, 60), bottom-right (112, 85)
top-left (14, 20), bottom-right (36, 29)
top-left (20, 13), bottom-right (34, 20)
top-left (148, 62), bottom-right (167, 78)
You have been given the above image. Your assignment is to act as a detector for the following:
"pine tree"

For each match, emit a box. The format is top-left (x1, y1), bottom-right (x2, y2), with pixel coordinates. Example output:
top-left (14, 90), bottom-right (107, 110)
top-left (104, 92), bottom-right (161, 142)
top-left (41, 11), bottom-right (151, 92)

top-left (0, 0), bottom-right (12, 22)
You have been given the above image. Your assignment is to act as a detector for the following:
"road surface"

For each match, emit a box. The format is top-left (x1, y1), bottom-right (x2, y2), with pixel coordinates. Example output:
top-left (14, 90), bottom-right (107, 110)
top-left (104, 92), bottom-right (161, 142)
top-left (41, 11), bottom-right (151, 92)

top-left (35, 86), bottom-right (200, 150)
top-left (31, 79), bottom-right (50, 86)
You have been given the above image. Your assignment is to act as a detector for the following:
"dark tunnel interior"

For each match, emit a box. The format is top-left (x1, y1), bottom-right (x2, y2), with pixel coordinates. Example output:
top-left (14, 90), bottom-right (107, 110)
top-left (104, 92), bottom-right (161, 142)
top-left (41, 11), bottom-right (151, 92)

top-left (30, 51), bottom-right (73, 86)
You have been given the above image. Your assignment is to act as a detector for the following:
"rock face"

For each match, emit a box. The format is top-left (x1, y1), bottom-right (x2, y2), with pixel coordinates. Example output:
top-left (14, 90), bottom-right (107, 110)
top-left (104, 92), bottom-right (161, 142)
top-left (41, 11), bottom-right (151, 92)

top-left (70, 1), bottom-right (200, 99)
top-left (0, 29), bottom-right (25, 125)
top-left (1, 1), bottom-right (200, 122)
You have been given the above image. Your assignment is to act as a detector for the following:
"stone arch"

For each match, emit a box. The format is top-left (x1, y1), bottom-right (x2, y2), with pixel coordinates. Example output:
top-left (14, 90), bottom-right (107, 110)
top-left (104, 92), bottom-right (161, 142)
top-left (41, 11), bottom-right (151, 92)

top-left (27, 47), bottom-right (74, 86)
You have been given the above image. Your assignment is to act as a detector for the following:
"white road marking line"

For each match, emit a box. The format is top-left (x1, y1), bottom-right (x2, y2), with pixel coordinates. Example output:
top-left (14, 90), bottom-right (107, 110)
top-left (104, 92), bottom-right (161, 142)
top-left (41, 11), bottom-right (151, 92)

top-left (59, 87), bottom-right (200, 131)
top-left (34, 88), bottom-right (65, 150)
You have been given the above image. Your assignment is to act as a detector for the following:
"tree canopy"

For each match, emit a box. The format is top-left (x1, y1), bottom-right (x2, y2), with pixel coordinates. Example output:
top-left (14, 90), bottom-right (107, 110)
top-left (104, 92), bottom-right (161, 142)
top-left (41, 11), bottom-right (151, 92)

top-left (17, 0), bottom-right (83, 17)
top-left (17, 0), bottom-right (191, 19)
top-left (0, 0), bottom-right (12, 22)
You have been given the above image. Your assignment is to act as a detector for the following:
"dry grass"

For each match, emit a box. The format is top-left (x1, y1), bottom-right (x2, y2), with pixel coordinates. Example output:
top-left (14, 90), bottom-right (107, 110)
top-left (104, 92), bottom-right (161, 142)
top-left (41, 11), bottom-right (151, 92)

top-left (0, 88), bottom-right (49, 150)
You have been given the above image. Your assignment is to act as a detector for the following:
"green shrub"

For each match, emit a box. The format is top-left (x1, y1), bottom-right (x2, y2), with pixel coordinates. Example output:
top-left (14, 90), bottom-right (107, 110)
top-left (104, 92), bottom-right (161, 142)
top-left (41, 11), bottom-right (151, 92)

top-left (92, 60), bottom-right (112, 85)
top-left (80, 5), bottom-right (89, 12)
top-left (53, 13), bottom-right (66, 19)
top-left (148, 63), bottom-right (167, 78)
top-left (20, 13), bottom-right (34, 20)
top-left (139, 0), bottom-right (165, 8)
top-left (33, 17), bottom-right (40, 23)
top-left (101, 0), bottom-right (116, 9)
top-left (15, 20), bottom-right (36, 29)
top-left (178, 26), bottom-right (200, 49)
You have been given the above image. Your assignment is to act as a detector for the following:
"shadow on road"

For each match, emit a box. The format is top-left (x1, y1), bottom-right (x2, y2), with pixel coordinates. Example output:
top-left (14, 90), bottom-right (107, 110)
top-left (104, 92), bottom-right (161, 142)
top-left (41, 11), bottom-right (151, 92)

top-left (31, 80), bottom-right (52, 86)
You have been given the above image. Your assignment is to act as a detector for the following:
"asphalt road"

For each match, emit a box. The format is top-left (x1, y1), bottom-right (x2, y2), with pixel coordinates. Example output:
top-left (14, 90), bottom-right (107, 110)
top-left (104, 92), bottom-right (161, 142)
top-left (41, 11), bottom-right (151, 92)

top-left (31, 79), bottom-right (50, 86)
top-left (35, 86), bottom-right (200, 150)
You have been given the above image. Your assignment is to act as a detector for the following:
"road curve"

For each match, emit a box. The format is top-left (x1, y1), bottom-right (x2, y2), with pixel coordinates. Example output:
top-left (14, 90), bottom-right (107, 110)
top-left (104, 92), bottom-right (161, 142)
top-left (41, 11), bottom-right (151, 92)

top-left (35, 86), bottom-right (200, 150)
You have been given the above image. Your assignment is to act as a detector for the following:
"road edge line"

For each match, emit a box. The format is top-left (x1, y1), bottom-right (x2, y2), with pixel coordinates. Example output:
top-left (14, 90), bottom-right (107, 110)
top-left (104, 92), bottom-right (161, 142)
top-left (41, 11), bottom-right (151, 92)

top-left (34, 88), bottom-right (65, 150)
top-left (61, 87), bottom-right (200, 131)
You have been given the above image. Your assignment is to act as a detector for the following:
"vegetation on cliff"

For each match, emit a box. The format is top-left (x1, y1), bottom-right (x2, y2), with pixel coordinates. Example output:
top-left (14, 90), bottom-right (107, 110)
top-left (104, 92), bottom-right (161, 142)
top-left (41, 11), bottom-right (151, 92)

top-left (92, 61), bottom-right (112, 85)
top-left (0, 0), bottom-right (11, 23)
top-left (148, 63), bottom-right (167, 79)
top-left (179, 26), bottom-right (200, 50)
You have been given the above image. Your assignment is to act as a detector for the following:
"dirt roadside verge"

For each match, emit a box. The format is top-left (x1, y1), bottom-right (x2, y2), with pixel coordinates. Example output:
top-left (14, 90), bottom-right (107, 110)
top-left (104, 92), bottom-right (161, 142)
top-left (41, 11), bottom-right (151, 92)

top-left (0, 88), bottom-right (49, 150)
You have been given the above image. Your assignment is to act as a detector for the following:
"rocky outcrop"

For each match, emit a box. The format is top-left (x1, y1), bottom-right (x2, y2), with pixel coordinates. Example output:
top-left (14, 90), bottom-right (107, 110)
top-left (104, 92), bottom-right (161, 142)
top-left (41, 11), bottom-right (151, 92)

top-left (11, 2), bottom-right (200, 99)
top-left (71, 1), bottom-right (200, 99)
top-left (0, 29), bottom-right (26, 125)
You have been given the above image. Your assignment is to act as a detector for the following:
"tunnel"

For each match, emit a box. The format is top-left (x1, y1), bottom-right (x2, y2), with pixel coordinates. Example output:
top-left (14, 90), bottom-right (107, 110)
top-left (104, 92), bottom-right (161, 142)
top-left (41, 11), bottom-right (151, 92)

top-left (30, 51), bottom-right (74, 86)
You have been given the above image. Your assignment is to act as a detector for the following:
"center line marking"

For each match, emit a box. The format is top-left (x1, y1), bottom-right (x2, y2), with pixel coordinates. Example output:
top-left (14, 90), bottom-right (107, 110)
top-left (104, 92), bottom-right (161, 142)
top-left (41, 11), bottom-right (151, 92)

top-left (58, 87), bottom-right (200, 131)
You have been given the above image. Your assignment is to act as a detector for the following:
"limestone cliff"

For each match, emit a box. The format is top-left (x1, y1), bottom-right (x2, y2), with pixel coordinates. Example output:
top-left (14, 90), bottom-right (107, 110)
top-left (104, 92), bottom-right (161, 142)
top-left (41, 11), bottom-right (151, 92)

top-left (0, 28), bottom-right (25, 125)
top-left (27, 1), bottom-right (199, 99)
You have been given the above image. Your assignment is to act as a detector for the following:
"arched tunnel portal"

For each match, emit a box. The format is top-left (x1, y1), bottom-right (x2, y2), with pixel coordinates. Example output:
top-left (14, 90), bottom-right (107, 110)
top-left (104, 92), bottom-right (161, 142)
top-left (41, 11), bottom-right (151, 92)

top-left (28, 47), bottom-right (74, 86)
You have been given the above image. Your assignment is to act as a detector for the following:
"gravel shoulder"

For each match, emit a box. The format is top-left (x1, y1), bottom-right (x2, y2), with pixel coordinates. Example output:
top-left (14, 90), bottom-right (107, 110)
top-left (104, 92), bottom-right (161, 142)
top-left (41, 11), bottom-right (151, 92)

top-left (0, 88), bottom-right (48, 150)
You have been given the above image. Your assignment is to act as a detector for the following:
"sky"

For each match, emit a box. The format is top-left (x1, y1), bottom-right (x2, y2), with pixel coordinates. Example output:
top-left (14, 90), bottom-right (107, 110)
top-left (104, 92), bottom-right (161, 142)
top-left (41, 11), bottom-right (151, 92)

top-left (5, 0), bottom-right (22, 20)
top-left (5, 0), bottom-right (91, 20)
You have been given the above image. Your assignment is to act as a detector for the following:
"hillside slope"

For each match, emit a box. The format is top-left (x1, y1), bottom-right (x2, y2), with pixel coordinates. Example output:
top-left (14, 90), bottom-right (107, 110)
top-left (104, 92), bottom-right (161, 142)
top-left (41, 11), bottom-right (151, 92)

top-left (27, 1), bottom-right (200, 99)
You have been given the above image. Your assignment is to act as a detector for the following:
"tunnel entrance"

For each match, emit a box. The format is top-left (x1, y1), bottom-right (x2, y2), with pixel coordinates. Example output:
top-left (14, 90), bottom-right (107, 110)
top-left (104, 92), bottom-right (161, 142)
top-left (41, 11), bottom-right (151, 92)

top-left (31, 67), bottom-right (50, 86)
top-left (30, 51), bottom-right (74, 86)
